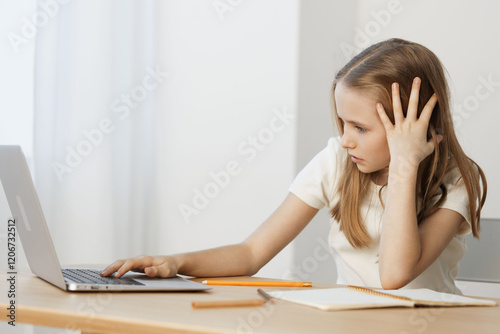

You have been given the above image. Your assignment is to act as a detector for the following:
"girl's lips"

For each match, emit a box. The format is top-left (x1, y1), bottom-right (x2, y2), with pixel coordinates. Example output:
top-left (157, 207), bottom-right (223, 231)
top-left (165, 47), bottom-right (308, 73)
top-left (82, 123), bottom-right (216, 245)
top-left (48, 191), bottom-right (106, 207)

top-left (350, 155), bottom-right (363, 163)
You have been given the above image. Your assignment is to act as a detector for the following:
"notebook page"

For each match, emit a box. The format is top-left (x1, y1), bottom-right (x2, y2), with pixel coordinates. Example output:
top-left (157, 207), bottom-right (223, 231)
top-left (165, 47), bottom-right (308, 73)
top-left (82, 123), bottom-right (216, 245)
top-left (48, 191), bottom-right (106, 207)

top-left (378, 288), bottom-right (497, 306)
top-left (267, 288), bottom-right (415, 311)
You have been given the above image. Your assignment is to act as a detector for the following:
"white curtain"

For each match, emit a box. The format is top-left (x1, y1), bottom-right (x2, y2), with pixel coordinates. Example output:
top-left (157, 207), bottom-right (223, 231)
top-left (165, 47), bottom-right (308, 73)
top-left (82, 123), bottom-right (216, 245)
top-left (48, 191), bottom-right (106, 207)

top-left (33, 0), bottom-right (161, 265)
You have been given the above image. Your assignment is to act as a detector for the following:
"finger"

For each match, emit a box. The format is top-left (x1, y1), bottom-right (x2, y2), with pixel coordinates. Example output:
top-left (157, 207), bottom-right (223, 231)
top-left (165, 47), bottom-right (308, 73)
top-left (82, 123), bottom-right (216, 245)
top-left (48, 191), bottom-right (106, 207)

top-left (100, 260), bottom-right (127, 277)
top-left (407, 77), bottom-right (421, 120)
top-left (418, 93), bottom-right (438, 125)
top-left (114, 257), bottom-right (151, 278)
top-left (114, 260), bottom-right (137, 278)
top-left (392, 82), bottom-right (404, 124)
top-left (376, 102), bottom-right (394, 131)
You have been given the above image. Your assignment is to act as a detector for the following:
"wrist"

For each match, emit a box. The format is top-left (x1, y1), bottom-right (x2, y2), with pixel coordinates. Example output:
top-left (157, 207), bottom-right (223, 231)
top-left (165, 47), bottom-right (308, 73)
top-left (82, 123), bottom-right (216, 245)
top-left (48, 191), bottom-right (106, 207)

top-left (166, 254), bottom-right (183, 275)
top-left (390, 151), bottom-right (423, 169)
top-left (388, 159), bottom-right (418, 184)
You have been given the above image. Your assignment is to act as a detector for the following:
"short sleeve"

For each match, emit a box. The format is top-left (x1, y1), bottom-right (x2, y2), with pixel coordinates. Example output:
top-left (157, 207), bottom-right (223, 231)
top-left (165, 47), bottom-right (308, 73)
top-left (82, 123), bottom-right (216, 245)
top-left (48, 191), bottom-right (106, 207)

top-left (288, 137), bottom-right (346, 210)
top-left (438, 166), bottom-right (472, 235)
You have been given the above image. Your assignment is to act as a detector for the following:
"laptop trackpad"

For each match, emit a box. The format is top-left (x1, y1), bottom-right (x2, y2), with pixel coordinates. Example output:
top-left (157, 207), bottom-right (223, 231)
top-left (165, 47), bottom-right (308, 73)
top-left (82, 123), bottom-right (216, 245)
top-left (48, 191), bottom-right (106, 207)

top-left (122, 273), bottom-right (210, 289)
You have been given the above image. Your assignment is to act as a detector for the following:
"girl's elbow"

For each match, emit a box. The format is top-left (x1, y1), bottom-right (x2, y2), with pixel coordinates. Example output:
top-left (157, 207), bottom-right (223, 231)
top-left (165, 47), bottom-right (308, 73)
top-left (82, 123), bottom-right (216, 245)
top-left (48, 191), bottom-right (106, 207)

top-left (379, 271), bottom-right (412, 290)
top-left (380, 279), bottom-right (405, 290)
top-left (243, 261), bottom-right (260, 276)
top-left (240, 242), bottom-right (263, 276)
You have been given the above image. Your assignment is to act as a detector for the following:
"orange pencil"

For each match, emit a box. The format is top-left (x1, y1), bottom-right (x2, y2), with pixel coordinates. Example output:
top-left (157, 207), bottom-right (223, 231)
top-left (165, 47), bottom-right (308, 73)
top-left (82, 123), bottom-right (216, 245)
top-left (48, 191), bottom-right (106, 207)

top-left (201, 280), bottom-right (312, 287)
top-left (192, 299), bottom-right (266, 309)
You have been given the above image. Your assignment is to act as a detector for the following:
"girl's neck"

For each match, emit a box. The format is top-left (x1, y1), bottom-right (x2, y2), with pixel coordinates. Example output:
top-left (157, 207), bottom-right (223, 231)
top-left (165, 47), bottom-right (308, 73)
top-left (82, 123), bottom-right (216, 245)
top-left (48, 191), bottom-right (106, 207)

top-left (371, 168), bottom-right (389, 186)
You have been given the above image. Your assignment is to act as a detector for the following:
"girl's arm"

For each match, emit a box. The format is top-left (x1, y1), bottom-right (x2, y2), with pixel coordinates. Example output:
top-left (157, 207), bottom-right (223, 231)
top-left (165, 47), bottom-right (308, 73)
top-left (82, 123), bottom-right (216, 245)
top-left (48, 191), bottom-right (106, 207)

top-left (376, 78), bottom-right (464, 289)
top-left (379, 161), bottom-right (464, 289)
top-left (101, 193), bottom-right (318, 278)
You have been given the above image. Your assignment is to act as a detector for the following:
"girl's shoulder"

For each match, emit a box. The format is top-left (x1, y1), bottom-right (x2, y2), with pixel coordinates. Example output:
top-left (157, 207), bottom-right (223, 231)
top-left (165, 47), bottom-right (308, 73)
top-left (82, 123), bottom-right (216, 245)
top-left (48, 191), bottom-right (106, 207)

top-left (314, 136), bottom-right (348, 173)
top-left (441, 157), bottom-right (479, 189)
top-left (435, 157), bottom-right (474, 234)
top-left (442, 158), bottom-right (462, 186)
top-left (325, 136), bottom-right (347, 157)
top-left (288, 136), bottom-right (347, 210)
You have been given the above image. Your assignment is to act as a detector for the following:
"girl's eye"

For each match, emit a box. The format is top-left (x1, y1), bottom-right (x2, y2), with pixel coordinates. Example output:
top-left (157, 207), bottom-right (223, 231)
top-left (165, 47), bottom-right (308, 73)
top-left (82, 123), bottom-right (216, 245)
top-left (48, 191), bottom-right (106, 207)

top-left (355, 125), bottom-right (366, 132)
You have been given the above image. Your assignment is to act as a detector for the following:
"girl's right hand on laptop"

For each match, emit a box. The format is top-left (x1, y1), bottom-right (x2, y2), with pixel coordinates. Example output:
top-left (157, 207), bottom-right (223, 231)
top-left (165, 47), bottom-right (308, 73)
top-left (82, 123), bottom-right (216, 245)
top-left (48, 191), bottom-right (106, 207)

top-left (100, 255), bottom-right (178, 278)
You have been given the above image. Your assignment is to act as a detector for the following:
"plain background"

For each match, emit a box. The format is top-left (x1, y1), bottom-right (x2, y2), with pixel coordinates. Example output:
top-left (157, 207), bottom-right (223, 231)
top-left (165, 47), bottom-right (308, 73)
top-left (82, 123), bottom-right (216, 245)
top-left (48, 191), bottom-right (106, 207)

top-left (1, 1), bottom-right (499, 333)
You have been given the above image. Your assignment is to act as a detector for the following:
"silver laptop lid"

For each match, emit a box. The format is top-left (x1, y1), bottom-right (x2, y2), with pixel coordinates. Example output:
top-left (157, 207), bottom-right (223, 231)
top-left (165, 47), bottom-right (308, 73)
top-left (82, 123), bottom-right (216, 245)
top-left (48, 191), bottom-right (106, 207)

top-left (0, 146), bottom-right (67, 290)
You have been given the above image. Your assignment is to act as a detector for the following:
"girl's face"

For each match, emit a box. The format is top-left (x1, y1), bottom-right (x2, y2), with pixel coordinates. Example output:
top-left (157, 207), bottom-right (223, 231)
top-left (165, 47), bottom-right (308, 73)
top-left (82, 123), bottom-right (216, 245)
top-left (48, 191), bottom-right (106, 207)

top-left (335, 82), bottom-right (391, 177)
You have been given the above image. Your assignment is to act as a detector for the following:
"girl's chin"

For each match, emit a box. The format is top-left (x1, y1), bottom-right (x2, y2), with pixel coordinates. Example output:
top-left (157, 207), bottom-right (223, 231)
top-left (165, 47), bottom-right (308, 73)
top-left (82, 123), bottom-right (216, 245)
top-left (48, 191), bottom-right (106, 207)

top-left (355, 163), bottom-right (388, 176)
top-left (353, 163), bottom-right (371, 173)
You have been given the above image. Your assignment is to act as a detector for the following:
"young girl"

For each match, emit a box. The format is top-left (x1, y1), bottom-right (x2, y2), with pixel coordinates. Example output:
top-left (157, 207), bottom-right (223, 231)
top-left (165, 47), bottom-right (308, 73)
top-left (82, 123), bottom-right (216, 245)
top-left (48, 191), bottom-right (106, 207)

top-left (101, 38), bottom-right (487, 294)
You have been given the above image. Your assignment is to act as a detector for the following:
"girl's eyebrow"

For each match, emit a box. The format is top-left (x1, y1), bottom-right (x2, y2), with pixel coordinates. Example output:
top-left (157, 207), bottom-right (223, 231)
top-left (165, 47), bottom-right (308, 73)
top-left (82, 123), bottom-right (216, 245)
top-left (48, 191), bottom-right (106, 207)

top-left (338, 116), bottom-right (369, 128)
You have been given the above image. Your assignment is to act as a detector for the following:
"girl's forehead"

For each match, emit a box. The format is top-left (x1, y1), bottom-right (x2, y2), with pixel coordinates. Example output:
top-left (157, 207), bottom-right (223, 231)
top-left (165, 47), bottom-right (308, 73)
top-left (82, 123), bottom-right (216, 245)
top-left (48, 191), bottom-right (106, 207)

top-left (335, 83), bottom-right (378, 110)
top-left (335, 82), bottom-right (384, 126)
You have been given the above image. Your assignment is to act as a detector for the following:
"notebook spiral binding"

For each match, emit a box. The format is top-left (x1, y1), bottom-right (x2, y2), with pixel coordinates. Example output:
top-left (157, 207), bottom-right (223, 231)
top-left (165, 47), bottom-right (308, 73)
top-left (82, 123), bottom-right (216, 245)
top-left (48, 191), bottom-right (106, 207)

top-left (347, 285), bottom-right (413, 302)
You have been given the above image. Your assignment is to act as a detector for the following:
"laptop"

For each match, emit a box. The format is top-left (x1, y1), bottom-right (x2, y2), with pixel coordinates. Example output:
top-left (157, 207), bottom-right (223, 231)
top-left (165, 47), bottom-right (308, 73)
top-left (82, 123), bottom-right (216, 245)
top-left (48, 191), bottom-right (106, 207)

top-left (0, 145), bottom-right (211, 292)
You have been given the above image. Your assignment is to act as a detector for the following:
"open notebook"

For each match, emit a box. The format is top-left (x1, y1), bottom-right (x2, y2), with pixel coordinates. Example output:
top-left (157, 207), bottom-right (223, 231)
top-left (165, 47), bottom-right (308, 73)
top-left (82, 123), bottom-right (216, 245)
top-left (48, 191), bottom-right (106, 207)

top-left (266, 286), bottom-right (497, 311)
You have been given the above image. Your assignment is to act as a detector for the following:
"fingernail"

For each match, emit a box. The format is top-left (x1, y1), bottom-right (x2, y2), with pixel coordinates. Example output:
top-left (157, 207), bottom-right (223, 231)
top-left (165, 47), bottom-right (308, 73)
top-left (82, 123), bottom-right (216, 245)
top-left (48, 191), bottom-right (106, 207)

top-left (414, 77), bottom-right (421, 84)
top-left (392, 82), bottom-right (398, 90)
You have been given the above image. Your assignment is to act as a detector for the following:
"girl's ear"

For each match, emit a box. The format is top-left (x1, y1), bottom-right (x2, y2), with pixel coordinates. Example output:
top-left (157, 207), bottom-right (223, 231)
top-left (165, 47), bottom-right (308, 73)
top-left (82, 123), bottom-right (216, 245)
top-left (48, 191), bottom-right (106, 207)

top-left (435, 127), bottom-right (444, 144)
top-left (436, 134), bottom-right (444, 145)
top-left (427, 125), bottom-right (444, 146)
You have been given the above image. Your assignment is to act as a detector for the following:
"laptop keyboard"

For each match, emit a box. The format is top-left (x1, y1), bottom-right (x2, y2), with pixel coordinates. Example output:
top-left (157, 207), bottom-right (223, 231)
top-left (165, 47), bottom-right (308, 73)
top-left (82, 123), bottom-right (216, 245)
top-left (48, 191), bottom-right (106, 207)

top-left (62, 268), bottom-right (144, 286)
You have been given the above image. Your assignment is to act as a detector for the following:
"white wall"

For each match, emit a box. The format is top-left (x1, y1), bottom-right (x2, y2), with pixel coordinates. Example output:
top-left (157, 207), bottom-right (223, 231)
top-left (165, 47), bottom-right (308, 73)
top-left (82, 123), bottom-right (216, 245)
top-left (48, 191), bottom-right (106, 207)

top-left (153, 1), bottom-right (299, 279)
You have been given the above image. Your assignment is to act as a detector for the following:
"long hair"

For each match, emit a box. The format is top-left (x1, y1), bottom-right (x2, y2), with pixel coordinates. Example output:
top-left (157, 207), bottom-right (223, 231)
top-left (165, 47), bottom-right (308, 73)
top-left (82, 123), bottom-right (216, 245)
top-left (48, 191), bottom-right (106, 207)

top-left (330, 38), bottom-right (487, 248)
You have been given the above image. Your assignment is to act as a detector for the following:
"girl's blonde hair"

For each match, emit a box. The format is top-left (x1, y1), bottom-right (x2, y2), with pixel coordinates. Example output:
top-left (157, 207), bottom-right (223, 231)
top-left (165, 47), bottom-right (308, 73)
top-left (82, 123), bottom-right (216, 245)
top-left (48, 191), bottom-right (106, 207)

top-left (330, 38), bottom-right (487, 248)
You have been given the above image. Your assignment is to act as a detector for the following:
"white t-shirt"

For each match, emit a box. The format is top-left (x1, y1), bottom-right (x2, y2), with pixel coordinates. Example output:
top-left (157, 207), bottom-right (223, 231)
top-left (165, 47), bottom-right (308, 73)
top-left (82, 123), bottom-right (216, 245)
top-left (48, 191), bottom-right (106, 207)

top-left (289, 137), bottom-right (472, 294)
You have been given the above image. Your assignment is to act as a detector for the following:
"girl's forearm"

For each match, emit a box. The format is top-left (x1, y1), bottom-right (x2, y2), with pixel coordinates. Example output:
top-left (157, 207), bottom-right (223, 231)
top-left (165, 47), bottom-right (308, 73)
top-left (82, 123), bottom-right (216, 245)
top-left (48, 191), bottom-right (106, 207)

top-left (173, 242), bottom-right (258, 278)
top-left (379, 161), bottom-right (421, 288)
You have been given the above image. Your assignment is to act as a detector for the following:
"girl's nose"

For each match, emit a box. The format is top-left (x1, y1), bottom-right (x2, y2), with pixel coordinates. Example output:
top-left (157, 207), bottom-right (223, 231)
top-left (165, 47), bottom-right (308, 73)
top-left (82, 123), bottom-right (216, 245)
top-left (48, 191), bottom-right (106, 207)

top-left (340, 131), bottom-right (355, 149)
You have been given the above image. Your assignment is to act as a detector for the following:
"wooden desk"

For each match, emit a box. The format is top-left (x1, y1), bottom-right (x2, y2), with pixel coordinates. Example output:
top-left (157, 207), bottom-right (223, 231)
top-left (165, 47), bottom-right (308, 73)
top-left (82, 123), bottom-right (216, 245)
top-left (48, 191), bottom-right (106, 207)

top-left (1, 271), bottom-right (499, 334)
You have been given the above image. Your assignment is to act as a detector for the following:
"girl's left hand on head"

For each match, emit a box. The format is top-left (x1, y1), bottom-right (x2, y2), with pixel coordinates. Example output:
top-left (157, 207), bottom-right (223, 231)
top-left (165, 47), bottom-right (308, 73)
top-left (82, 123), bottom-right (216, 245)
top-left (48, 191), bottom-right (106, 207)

top-left (376, 77), bottom-right (441, 168)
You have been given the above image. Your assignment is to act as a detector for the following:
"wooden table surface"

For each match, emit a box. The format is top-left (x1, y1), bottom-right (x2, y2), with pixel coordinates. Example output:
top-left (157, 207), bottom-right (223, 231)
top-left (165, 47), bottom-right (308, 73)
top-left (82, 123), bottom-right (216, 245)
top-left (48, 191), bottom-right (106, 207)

top-left (1, 271), bottom-right (500, 334)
